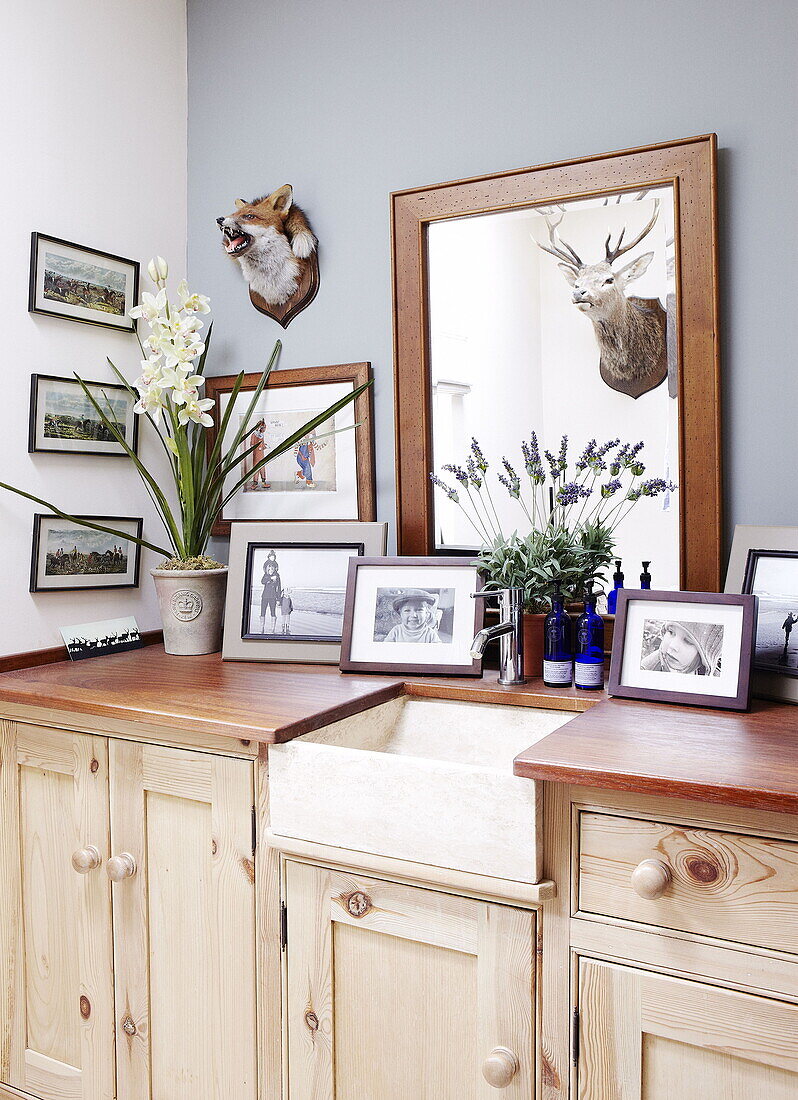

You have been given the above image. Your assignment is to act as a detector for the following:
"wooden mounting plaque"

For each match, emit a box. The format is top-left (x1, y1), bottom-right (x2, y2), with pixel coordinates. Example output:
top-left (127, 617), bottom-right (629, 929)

top-left (249, 250), bottom-right (320, 328)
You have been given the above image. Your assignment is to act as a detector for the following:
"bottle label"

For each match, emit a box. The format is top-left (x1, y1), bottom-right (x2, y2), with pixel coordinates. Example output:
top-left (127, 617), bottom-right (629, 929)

top-left (543, 659), bottom-right (572, 685)
top-left (575, 659), bottom-right (604, 688)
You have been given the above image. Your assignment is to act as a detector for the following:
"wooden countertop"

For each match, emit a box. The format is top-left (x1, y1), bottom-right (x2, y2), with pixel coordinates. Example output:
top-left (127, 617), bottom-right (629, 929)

top-left (513, 696), bottom-right (798, 815)
top-left (0, 645), bottom-right (591, 745)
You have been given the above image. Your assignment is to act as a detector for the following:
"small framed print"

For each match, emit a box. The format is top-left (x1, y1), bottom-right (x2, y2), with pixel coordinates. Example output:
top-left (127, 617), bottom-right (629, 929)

top-left (339, 557), bottom-right (485, 676)
top-left (29, 233), bottom-right (139, 331)
top-left (31, 514), bottom-right (143, 592)
top-left (725, 524), bottom-right (798, 703)
top-left (608, 590), bottom-right (757, 711)
top-left (222, 521), bottom-right (388, 663)
top-left (204, 363), bottom-right (376, 535)
top-left (60, 616), bottom-right (142, 661)
top-left (29, 374), bottom-right (139, 457)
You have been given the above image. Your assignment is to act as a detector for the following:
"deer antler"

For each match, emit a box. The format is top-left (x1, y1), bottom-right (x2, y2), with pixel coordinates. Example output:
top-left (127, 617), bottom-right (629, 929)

top-left (535, 211), bottom-right (583, 271)
top-left (604, 199), bottom-right (660, 265)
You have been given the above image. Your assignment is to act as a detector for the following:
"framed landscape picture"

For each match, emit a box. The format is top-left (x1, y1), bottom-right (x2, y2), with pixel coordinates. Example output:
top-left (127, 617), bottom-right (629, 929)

top-left (222, 520), bottom-right (388, 663)
top-left (29, 373), bottom-right (139, 456)
top-left (339, 557), bottom-right (485, 676)
top-left (30, 514), bottom-right (143, 592)
top-left (204, 363), bottom-right (376, 535)
top-left (725, 524), bottom-right (798, 703)
top-left (29, 233), bottom-right (139, 331)
top-left (608, 590), bottom-right (757, 711)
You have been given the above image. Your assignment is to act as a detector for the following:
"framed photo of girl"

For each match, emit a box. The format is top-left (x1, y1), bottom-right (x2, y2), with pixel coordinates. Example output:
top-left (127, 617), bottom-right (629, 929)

top-left (339, 557), bottom-right (486, 676)
top-left (29, 233), bottom-right (139, 331)
top-left (204, 363), bottom-right (376, 536)
top-left (608, 590), bottom-right (757, 711)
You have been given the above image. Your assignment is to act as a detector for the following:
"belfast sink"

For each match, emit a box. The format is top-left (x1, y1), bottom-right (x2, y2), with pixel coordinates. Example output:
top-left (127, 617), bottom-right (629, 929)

top-left (268, 695), bottom-right (576, 883)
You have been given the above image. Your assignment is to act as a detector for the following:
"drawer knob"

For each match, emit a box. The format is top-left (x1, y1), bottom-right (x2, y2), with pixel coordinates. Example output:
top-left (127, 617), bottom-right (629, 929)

top-left (482, 1047), bottom-right (519, 1088)
top-left (106, 853), bottom-right (137, 882)
top-left (71, 846), bottom-right (101, 874)
top-left (631, 858), bottom-right (671, 900)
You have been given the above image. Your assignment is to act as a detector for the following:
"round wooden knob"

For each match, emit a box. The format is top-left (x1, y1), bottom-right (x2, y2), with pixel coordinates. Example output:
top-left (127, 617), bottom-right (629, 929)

top-left (71, 846), bottom-right (101, 874)
top-left (482, 1047), bottom-right (519, 1088)
top-left (631, 858), bottom-right (671, 900)
top-left (106, 853), bottom-right (137, 882)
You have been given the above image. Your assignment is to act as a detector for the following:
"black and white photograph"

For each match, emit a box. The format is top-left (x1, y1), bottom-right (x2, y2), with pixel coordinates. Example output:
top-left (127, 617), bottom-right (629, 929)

top-left (60, 616), bottom-right (143, 661)
top-left (242, 543), bottom-right (363, 641)
top-left (29, 373), bottom-right (139, 456)
top-left (372, 587), bottom-right (455, 644)
top-left (222, 520), bottom-right (388, 663)
top-left (741, 550), bottom-right (798, 676)
top-left (30, 514), bottom-right (143, 592)
top-left (639, 619), bottom-right (724, 677)
top-left (609, 590), bottom-right (757, 711)
top-left (339, 557), bottom-right (484, 676)
top-left (29, 233), bottom-right (139, 330)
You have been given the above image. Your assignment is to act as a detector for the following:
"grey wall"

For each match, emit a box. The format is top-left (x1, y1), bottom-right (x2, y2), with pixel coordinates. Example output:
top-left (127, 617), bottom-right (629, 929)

top-left (188, 0), bottom-right (797, 565)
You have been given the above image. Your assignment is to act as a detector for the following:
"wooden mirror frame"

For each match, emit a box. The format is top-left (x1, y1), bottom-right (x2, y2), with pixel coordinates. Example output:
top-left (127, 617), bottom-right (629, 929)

top-left (391, 135), bottom-right (722, 590)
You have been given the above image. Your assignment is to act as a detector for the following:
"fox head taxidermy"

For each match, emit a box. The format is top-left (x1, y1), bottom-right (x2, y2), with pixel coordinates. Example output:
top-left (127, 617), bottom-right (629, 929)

top-left (217, 185), bottom-right (317, 306)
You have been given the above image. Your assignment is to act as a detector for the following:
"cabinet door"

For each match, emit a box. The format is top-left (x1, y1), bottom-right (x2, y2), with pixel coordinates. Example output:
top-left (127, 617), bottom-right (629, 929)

top-left (0, 721), bottom-right (115, 1100)
top-left (577, 957), bottom-right (798, 1099)
top-left (284, 861), bottom-right (535, 1100)
top-left (109, 740), bottom-right (256, 1100)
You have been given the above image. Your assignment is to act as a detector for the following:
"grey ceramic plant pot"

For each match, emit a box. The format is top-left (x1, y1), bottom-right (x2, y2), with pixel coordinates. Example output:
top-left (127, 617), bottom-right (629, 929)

top-left (151, 567), bottom-right (228, 656)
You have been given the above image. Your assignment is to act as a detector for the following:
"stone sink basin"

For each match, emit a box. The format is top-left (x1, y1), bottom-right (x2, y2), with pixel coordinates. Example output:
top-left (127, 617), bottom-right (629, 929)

top-left (268, 695), bottom-right (577, 884)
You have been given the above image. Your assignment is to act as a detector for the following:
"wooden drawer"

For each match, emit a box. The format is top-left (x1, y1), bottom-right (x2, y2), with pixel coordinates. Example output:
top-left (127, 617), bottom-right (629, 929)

top-left (577, 811), bottom-right (798, 954)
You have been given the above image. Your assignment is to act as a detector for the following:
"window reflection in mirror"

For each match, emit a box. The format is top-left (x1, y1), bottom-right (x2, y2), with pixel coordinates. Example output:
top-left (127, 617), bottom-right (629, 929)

top-left (428, 184), bottom-right (680, 589)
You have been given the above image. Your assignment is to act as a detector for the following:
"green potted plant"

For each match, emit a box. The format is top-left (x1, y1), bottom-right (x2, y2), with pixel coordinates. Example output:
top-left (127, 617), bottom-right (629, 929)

top-left (431, 435), bottom-right (675, 675)
top-left (2, 257), bottom-right (368, 655)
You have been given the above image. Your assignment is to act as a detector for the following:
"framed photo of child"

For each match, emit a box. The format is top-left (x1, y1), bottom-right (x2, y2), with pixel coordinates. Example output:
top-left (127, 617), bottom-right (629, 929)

top-left (222, 520), bottom-right (388, 663)
top-left (339, 557), bottom-right (486, 676)
top-left (204, 363), bottom-right (376, 535)
top-left (608, 590), bottom-right (757, 711)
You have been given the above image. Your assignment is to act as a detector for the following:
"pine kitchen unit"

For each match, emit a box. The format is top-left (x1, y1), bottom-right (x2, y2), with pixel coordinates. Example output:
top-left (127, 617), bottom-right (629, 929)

top-left (1, 648), bottom-right (798, 1099)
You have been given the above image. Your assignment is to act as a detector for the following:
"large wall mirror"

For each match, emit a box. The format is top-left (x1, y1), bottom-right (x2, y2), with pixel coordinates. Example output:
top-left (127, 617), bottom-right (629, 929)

top-left (392, 136), bottom-right (722, 591)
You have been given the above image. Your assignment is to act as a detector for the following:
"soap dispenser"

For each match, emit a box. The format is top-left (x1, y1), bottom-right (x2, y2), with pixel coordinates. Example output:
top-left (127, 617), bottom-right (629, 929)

top-left (607, 560), bottom-right (624, 615)
top-left (543, 586), bottom-right (573, 687)
top-left (640, 561), bottom-right (652, 590)
top-left (574, 583), bottom-right (605, 691)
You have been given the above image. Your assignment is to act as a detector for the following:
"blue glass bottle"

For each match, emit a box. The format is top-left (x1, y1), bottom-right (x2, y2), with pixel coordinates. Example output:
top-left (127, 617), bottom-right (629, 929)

top-left (640, 561), bottom-right (652, 590)
top-left (575, 584), bottom-right (605, 691)
top-left (543, 587), bottom-right (573, 687)
top-left (607, 560), bottom-right (624, 615)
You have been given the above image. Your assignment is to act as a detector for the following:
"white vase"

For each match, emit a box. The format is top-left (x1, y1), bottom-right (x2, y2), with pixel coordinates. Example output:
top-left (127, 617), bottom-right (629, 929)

top-left (151, 567), bottom-right (228, 656)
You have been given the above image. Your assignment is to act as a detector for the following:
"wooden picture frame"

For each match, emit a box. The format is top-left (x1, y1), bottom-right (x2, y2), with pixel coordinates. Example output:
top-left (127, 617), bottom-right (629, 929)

top-left (608, 590), bottom-right (757, 711)
top-left (29, 233), bottom-right (139, 331)
top-left (339, 556), bottom-right (485, 676)
top-left (30, 514), bottom-right (143, 593)
top-left (391, 135), bottom-right (722, 590)
top-left (29, 373), bottom-right (139, 457)
top-left (204, 362), bottom-right (376, 536)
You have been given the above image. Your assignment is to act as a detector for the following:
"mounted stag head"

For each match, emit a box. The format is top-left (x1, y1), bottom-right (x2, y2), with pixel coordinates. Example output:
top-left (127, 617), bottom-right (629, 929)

top-left (535, 202), bottom-right (668, 399)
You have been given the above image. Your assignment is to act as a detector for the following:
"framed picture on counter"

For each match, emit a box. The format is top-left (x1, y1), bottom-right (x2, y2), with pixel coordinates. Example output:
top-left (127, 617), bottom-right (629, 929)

top-left (725, 524), bottom-right (798, 703)
top-left (29, 373), bottom-right (139, 457)
top-left (222, 521), bottom-right (388, 663)
top-left (204, 363), bottom-right (376, 536)
top-left (31, 514), bottom-right (143, 592)
top-left (339, 557), bottom-right (485, 676)
top-left (29, 233), bottom-right (139, 331)
top-left (608, 589), bottom-right (757, 711)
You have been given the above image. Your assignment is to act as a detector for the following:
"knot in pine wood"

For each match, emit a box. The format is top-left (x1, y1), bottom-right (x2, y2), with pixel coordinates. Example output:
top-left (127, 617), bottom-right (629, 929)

top-left (344, 891), bottom-right (372, 918)
top-left (122, 1015), bottom-right (137, 1037)
top-left (90, 759), bottom-right (100, 774)
top-left (79, 996), bottom-right (91, 1019)
top-left (685, 856), bottom-right (720, 883)
top-left (304, 1010), bottom-right (320, 1032)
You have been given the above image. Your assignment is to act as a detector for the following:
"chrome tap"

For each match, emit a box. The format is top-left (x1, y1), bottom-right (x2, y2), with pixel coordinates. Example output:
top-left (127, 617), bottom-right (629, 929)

top-left (470, 587), bottom-right (526, 686)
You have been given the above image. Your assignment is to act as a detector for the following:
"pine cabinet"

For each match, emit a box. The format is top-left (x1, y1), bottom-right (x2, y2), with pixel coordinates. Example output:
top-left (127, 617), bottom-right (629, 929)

top-left (577, 957), bottom-right (798, 1099)
top-left (282, 860), bottom-right (536, 1099)
top-left (0, 721), bottom-right (257, 1100)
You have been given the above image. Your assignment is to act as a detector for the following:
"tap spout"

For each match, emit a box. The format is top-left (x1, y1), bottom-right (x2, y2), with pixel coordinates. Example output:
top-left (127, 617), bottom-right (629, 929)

top-left (470, 621), bottom-right (513, 659)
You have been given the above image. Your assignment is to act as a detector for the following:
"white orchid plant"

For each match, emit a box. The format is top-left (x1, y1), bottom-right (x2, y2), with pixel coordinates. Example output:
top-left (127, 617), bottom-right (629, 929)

top-left (1, 257), bottom-right (368, 567)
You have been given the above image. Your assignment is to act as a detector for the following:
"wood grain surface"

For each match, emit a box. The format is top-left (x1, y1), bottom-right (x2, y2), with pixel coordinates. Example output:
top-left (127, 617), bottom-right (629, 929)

top-left (514, 696), bottom-right (798, 814)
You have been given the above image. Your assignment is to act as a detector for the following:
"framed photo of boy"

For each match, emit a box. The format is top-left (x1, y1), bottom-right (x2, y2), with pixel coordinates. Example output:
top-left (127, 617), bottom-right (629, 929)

top-left (725, 524), bottom-right (798, 703)
top-left (222, 521), bottom-right (388, 663)
top-left (204, 363), bottom-right (376, 536)
top-left (29, 373), bottom-right (139, 457)
top-left (608, 590), bottom-right (757, 711)
top-left (29, 233), bottom-right (139, 331)
top-left (339, 557), bottom-right (485, 676)
top-left (30, 514), bottom-right (143, 592)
